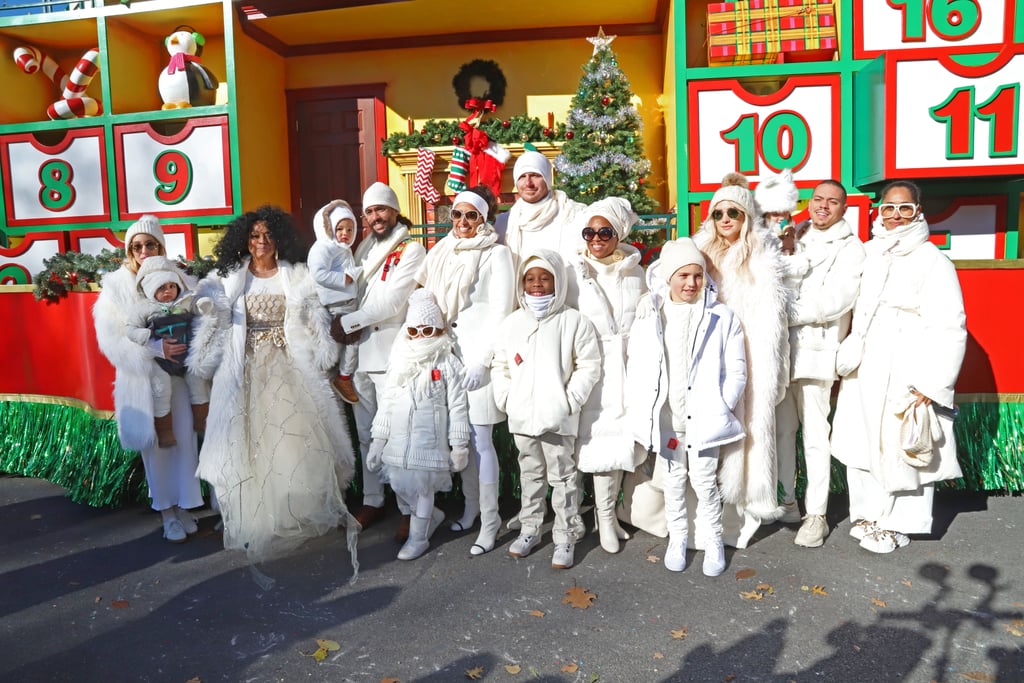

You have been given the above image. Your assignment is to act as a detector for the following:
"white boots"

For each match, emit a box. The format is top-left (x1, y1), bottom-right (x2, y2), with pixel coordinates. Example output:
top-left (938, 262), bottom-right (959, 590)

top-left (593, 472), bottom-right (630, 553)
top-left (397, 507), bottom-right (444, 561)
top-left (470, 483), bottom-right (500, 556)
top-left (451, 456), bottom-right (480, 532)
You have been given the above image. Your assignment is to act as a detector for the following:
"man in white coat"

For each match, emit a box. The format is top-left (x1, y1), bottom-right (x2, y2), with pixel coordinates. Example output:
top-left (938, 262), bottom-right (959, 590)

top-left (494, 151), bottom-right (585, 268)
top-left (763, 178), bottom-right (866, 548)
top-left (339, 182), bottom-right (426, 530)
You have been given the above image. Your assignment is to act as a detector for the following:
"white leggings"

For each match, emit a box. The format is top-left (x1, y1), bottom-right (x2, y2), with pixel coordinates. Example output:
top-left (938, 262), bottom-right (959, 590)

top-left (471, 423), bottom-right (499, 485)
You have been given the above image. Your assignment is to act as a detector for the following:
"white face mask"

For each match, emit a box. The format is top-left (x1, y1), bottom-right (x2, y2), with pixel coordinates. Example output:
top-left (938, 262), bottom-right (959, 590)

top-left (523, 293), bottom-right (555, 319)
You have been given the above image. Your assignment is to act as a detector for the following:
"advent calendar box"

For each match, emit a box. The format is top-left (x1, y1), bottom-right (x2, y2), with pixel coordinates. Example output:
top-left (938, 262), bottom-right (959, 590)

top-left (707, 0), bottom-right (838, 66)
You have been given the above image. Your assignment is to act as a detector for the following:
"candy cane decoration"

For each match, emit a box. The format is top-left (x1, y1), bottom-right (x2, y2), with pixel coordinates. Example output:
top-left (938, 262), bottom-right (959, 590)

top-left (13, 44), bottom-right (102, 120)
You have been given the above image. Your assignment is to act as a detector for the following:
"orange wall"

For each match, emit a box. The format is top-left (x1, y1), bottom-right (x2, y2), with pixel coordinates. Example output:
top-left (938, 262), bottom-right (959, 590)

top-left (283, 35), bottom-right (669, 213)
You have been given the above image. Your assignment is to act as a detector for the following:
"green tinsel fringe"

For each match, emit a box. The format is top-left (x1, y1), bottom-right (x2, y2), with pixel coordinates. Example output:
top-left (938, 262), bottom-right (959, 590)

top-left (0, 401), bottom-right (145, 507)
top-left (952, 401), bottom-right (1024, 491)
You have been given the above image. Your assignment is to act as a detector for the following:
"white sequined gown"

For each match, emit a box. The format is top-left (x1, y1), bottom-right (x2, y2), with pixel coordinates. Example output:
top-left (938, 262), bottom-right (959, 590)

top-left (210, 273), bottom-right (349, 562)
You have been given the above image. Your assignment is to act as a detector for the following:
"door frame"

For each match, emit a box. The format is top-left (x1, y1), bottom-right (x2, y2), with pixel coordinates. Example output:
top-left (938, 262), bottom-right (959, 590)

top-left (285, 83), bottom-right (388, 220)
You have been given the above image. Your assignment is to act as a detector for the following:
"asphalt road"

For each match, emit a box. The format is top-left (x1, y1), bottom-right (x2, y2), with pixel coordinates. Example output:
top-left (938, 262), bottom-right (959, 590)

top-left (2, 475), bottom-right (1022, 682)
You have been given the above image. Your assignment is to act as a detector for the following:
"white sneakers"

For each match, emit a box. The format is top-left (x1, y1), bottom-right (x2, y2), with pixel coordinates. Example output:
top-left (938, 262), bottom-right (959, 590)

top-left (175, 507), bottom-right (198, 535)
top-left (551, 543), bottom-right (575, 570)
top-left (664, 536), bottom-right (687, 572)
top-left (703, 539), bottom-right (726, 577)
top-left (849, 519), bottom-right (878, 541)
top-left (860, 527), bottom-right (911, 554)
top-left (794, 514), bottom-right (829, 548)
top-left (162, 517), bottom-right (187, 543)
top-left (508, 534), bottom-right (540, 558)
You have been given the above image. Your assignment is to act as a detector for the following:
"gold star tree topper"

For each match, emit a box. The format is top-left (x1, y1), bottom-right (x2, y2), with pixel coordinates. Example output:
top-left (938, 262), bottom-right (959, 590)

top-left (587, 26), bottom-right (617, 56)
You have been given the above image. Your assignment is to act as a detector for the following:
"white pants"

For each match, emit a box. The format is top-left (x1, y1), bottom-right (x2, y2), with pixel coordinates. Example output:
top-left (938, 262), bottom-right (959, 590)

top-left (847, 467), bottom-right (935, 535)
top-left (514, 433), bottom-right (585, 545)
top-left (339, 344), bottom-right (358, 376)
top-left (142, 376), bottom-right (204, 511)
top-left (661, 438), bottom-right (722, 540)
top-left (152, 367), bottom-right (210, 417)
top-left (776, 379), bottom-right (833, 516)
top-left (353, 370), bottom-right (388, 508)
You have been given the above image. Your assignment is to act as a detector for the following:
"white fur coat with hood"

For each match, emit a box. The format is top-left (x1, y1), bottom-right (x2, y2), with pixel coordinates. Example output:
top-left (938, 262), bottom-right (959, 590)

top-left (192, 259), bottom-right (356, 488)
top-left (94, 264), bottom-right (229, 451)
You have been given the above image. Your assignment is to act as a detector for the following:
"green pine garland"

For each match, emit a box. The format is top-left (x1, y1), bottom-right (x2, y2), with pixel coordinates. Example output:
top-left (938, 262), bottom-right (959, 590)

top-left (381, 114), bottom-right (560, 157)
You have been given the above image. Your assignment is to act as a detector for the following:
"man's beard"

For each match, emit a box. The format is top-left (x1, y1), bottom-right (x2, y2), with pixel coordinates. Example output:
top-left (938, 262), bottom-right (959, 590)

top-left (370, 220), bottom-right (397, 241)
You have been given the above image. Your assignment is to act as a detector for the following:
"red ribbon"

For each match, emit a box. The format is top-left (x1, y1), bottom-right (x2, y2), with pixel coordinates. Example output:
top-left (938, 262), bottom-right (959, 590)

top-left (463, 98), bottom-right (495, 113)
top-left (166, 52), bottom-right (200, 75)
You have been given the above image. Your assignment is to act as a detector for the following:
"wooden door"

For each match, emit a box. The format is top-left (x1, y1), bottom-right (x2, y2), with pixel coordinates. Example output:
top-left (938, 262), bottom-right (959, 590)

top-left (288, 87), bottom-right (385, 246)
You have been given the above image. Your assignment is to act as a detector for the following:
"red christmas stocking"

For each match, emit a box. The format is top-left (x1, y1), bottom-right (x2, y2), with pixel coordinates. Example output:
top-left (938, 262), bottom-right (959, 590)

top-left (475, 141), bottom-right (511, 197)
top-left (413, 147), bottom-right (442, 204)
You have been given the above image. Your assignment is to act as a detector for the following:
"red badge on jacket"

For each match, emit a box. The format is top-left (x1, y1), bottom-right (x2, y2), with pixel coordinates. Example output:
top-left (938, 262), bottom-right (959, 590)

top-left (514, 353), bottom-right (523, 366)
top-left (666, 437), bottom-right (679, 450)
top-left (431, 368), bottom-right (441, 381)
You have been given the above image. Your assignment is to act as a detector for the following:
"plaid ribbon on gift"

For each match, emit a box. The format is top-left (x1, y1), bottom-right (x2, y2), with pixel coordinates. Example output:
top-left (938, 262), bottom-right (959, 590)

top-left (707, 0), bottom-right (837, 65)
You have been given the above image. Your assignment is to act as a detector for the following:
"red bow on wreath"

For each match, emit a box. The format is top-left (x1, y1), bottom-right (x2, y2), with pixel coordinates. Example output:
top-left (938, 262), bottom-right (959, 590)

top-left (463, 98), bottom-right (496, 115)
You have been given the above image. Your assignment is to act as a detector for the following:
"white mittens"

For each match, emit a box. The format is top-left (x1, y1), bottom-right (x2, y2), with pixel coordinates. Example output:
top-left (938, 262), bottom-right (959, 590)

top-left (366, 438), bottom-right (386, 473)
top-left (462, 364), bottom-right (487, 391)
top-left (449, 443), bottom-right (470, 472)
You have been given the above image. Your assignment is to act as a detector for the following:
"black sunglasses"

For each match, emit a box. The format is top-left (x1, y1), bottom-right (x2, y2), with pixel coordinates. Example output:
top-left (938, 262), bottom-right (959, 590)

top-left (582, 227), bottom-right (616, 242)
top-left (711, 208), bottom-right (743, 221)
top-left (451, 209), bottom-right (481, 221)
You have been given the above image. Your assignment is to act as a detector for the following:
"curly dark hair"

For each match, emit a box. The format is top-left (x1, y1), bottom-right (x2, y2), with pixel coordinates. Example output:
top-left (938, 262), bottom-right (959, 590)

top-left (214, 205), bottom-right (308, 276)
top-left (468, 184), bottom-right (499, 222)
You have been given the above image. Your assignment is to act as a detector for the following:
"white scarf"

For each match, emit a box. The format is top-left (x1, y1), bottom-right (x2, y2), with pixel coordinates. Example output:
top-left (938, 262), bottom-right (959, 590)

top-left (418, 223), bottom-right (498, 321)
top-left (523, 293), bottom-right (555, 319)
top-left (506, 190), bottom-right (576, 265)
top-left (870, 214), bottom-right (931, 256)
top-left (386, 334), bottom-right (453, 400)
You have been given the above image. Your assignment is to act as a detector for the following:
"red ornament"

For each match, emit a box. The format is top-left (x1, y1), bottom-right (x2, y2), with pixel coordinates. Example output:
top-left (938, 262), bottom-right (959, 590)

top-left (565, 131), bottom-right (575, 140)
top-left (452, 136), bottom-right (462, 145)
top-left (543, 128), bottom-right (553, 138)
top-left (638, 177), bottom-right (645, 185)
top-left (601, 96), bottom-right (611, 106)
top-left (68, 272), bottom-right (79, 285)
top-left (420, 128), bottom-right (428, 134)
top-left (501, 119), bottom-right (511, 129)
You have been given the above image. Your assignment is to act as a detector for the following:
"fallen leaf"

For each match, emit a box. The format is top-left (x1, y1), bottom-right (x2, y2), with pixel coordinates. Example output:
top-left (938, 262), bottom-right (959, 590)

top-left (111, 599), bottom-right (129, 609)
top-left (310, 647), bottom-right (328, 663)
top-left (185, 678), bottom-right (201, 683)
top-left (466, 666), bottom-right (485, 680)
top-left (1004, 621), bottom-right (1024, 637)
top-left (901, 580), bottom-right (913, 588)
top-left (801, 585), bottom-right (809, 591)
top-left (755, 583), bottom-right (774, 595)
top-left (563, 585), bottom-right (597, 609)
top-left (380, 678), bottom-right (400, 683)
top-left (671, 627), bottom-right (688, 639)
top-left (589, 674), bottom-right (600, 683)
top-left (316, 639), bottom-right (340, 651)
top-left (653, 652), bottom-right (664, 659)
top-left (740, 591), bottom-right (764, 600)
top-left (725, 675), bottom-right (736, 682)
top-left (647, 555), bottom-right (660, 563)
top-left (1012, 602), bottom-right (1024, 608)
top-left (735, 568), bottom-right (756, 580)
top-left (562, 663), bottom-right (579, 673)
top-left (811, 585), bottom-right (828, 596)
top-left (529, 609), bottom-right (545, 618)
top-left (959, 673), bottom-right (996, 682)
top-left (871, 598), bottom-right (887, 608)
top-left (94, 596), bottom-right (102, 604)
top-left (504, 663), bottom-right (521, 674)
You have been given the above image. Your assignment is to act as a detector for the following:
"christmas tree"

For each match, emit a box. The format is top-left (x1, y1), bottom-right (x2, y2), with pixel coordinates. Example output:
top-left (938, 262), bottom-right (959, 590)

top-left (555, 28), bottom-right (656, 213)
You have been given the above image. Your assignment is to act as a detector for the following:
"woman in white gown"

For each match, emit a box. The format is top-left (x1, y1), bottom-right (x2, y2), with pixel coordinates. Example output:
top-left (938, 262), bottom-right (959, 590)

top-left (196, 206), bottom-right (357, 563)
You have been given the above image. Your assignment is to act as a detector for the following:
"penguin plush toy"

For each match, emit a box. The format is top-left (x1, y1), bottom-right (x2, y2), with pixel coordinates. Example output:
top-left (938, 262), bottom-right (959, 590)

top-left (159, 26), bottom-right (219, 109)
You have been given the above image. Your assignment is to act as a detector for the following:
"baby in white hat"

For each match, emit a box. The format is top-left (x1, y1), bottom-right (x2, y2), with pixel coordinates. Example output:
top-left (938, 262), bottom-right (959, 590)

top-left (128, 256), bottom-right (214, 448)
top-left (364, 288), bottom-right (471, 562)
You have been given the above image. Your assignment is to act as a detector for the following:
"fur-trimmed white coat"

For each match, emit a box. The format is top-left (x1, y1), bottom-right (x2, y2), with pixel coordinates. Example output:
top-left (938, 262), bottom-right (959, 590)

top-left (566, 243), bottom-right (648, 472)
top-left (193, 260), bottom-right (355, 487)
top-left (94, 265), bottom-right (227, 450)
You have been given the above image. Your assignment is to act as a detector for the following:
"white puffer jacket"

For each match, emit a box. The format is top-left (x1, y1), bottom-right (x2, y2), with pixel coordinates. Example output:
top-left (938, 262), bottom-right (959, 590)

top-left (626, 280), bottom-right (747, 456)
top-left (491, 249), bottom-right (601, 438)
top-left (566, 243), bottom-right (647, 472)
top-left (307, 216), bottom-right (361, 308)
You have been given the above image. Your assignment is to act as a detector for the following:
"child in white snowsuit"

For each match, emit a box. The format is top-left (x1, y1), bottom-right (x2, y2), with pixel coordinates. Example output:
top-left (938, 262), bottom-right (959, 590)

top-left (492, 248), bottom-right (601, 570)
top-left (626, 239), bottom-right (747, 576)
top-left (365, 289), bottom-right (471, 560)
top-left (129, 256), bottom-right (213, 448)
top-left (308, 200), bottom-right (363, 404)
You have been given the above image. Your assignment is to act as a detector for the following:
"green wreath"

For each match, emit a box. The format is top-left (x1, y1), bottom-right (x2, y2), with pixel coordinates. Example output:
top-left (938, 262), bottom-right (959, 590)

top-left (452, 59), bottom-right (507, 110)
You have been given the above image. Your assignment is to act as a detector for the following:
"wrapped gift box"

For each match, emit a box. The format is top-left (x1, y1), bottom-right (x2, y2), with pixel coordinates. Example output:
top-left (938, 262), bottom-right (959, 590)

top-left (707, 0), bottom-right (837, 66)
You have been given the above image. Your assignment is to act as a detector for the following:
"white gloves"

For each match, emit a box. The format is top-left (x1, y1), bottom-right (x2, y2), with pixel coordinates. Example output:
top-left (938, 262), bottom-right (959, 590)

top-left (450, 443), bottom-right (470, 472)
top-left (128, 327), bottom-right (151, 346)
top-left (462, 364), bottom-right (487, 391)
top-left (366, 438), bottom-right (386, 473)
top-left (634, 293), bottom-right (655, 320)
top-left (196, 296), bottom-right (215, 316)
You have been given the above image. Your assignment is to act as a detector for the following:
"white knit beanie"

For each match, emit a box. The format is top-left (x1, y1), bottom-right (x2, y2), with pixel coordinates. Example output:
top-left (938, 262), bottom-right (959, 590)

top-left (513, 150), bottom-right (553, 189)
top-left (136, 255), bottom-right (187, 300)
top-left (404, 289), bottom-right (444, 330)
top-left (581, 196), bottom-right (638, 240)
top-left (708, 172), bottom-right (756, 218)
top-left (362, 182), bottom-right (400, 212)
top-left (124, 214), bottom-right (166, 251)
top-left (660, 238), bottom-right (706, 283)
top-left (754, 168), bottom-right (799, 215)
top-left (453, 190), bottom-right (489, 221)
